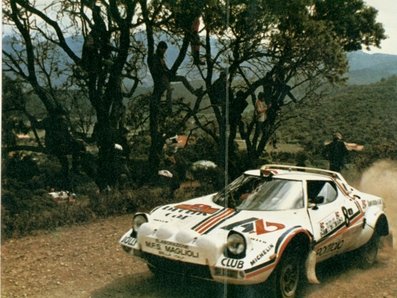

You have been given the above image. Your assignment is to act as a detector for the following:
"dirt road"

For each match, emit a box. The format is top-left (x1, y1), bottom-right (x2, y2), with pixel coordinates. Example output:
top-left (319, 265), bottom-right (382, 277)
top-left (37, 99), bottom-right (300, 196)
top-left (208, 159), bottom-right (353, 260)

top-left (1, 160), bottom-right (397, 298)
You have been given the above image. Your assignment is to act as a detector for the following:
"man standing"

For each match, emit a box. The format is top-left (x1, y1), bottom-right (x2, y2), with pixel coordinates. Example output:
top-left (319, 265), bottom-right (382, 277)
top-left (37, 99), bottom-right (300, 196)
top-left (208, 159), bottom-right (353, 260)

top-left (323, 132), bottom-right (349, 172)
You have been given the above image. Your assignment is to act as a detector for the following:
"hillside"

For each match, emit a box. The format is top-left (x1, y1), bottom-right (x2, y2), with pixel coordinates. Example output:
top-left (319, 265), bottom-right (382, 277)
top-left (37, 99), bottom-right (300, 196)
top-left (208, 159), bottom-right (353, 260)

top-left (347, 52), bottom-right (397, 84)
top-left (277, 76), bottom-right (397, 151)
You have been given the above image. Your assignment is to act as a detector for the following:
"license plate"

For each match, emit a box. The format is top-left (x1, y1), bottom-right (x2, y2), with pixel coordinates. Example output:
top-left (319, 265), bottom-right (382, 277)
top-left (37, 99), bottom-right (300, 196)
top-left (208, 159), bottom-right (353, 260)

top-left (120, 236), bottom-right (137, 247)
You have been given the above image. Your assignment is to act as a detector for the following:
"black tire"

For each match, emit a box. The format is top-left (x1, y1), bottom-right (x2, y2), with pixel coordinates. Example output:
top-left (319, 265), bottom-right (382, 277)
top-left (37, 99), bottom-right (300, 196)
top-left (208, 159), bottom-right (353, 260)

top-left (357, 232), bottom-right (380, 268)
top-left (147, 263), bottom-right (164, 277)
top-left (269, 246), bottom-right (301, 298)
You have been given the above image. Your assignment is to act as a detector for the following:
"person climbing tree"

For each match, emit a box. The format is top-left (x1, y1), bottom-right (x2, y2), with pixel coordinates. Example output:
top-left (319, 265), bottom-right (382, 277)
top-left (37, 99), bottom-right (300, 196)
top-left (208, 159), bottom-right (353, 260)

top-left (152, 41), bottom-right (203, 111)
top-left (190, 16), bottom-right (204, 65)
top-left (229, 90), bottom-right (248, 152)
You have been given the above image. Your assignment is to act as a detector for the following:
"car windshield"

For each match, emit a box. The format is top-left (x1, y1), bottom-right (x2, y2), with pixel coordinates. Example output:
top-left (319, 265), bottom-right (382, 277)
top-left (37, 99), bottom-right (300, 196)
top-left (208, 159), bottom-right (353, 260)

top-left (213, 174), bottom-right (304, 211)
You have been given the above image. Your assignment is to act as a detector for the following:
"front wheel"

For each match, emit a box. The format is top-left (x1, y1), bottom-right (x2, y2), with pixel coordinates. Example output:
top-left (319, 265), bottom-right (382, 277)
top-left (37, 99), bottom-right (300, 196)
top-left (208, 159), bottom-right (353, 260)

top-left (269, 247), bottom-right (301, 298)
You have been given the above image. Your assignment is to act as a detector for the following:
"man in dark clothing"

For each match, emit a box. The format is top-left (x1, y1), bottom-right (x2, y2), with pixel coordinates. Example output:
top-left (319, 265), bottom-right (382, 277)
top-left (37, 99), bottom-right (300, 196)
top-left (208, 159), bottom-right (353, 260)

top-left (229, 90), bottom-right (248, 145)
top-left (152, 41), bottom-right (171, 98)
top-left (323, 132), bottom-right (349, 172)
top-left (152, 41), bottom-right (203, 111)
top-left (210, 71), bottom-right (228, 105)
top-left (31, 108), bottom-right (85, 180)
top-left (80, 5), bottom-right (111, 74)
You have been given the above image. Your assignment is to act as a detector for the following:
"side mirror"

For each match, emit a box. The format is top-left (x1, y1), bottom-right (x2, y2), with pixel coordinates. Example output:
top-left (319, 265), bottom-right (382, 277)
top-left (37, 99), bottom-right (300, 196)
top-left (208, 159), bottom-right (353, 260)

top-left (313, 196), bottom-right (325, 204)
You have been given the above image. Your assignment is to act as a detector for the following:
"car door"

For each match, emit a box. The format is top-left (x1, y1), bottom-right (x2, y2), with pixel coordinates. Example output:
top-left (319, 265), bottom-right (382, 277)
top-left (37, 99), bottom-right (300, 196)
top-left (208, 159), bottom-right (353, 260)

top-left (306, 179), bottom-right (362, 261)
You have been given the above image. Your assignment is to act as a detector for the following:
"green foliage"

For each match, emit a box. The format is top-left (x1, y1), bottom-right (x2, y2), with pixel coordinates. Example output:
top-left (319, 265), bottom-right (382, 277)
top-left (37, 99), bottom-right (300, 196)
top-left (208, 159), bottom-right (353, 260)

top-left (2, 77), bottom-right (396, 239)
top-left (2, 0), bottom-right (392, 239)
top-left (314, 0), bottom-right (386, 51)
top-left (277, 76), bottom-right (397, 165)
top-left (1, 156), bottom-right (171, 239)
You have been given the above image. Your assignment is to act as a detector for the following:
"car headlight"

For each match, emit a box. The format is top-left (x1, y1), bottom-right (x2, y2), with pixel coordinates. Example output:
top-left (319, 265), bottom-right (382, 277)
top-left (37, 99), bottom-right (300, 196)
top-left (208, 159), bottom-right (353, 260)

top-left (226, 231), bottom-right (246, 259)
top-left (132, 213), bottom-right (148, 233)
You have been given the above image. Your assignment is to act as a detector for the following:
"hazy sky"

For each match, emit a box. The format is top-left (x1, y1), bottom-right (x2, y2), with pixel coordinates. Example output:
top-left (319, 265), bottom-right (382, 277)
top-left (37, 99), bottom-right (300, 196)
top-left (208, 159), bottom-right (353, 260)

top-left (2, 0), bottom-right (396, 55)
top-left (364, 0), bottom-right (397, 55)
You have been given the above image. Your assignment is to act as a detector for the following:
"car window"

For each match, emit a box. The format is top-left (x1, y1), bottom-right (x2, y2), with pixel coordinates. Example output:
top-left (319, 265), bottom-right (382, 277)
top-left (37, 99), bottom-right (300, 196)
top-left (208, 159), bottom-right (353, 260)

top-left (307, 180), bottom-right (338, 204)
top-left (213, 175), bottom-right (304, 211)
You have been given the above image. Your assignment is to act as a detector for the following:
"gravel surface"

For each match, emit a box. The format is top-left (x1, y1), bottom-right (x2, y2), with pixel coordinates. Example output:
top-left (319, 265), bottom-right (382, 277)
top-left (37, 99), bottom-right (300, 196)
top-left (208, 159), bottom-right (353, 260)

top-left (2, 160), bottom-right (397, 297)
top-left (1, 214), bottom-right (396, 298)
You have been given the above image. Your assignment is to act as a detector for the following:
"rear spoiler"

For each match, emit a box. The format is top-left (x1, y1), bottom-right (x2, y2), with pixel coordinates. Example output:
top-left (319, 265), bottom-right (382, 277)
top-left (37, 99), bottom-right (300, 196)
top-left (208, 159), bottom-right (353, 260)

top-left (260, 164), bottom-right (353, 194)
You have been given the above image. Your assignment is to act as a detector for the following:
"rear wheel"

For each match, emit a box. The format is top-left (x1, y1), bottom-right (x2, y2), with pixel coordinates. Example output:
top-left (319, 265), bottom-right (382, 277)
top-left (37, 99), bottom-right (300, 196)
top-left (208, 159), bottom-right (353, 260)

top-left (357, 232), bottom-right (380, 268)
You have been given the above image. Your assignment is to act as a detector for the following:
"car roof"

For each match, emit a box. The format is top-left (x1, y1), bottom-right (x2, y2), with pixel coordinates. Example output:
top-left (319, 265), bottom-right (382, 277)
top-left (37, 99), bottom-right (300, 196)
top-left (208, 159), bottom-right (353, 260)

top-left (244, 169), bottom-right (331, 181)
top-left (244, 164), bottom-right (345, 182)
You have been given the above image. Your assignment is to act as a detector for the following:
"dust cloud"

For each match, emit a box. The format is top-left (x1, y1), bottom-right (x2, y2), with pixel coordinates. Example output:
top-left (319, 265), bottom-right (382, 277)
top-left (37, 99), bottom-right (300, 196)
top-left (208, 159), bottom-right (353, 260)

top-left (358, 159), bottom-right (397, 248)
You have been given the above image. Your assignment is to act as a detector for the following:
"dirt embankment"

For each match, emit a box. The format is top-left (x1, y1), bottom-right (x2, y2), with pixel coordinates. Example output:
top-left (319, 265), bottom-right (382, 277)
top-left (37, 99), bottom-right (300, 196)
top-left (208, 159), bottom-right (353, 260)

top-left (1, 160), bottom-right (397, 298)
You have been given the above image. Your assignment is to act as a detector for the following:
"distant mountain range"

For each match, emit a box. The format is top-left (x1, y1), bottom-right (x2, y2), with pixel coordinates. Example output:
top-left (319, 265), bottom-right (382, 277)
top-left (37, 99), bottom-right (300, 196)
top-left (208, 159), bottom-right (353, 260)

top-left (347, 51), bottom-right (397, 84)
top-left (3, 34), bottom-right (397, 86)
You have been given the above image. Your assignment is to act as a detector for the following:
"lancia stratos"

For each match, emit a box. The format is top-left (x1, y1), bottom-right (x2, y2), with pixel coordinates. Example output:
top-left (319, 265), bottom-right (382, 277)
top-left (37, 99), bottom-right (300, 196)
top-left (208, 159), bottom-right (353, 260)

top-left (119, 164), bottom-right (389, 297)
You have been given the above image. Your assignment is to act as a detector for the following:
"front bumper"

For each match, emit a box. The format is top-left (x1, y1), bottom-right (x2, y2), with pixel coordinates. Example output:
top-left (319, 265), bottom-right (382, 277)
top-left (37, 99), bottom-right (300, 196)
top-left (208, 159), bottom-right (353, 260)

top-left (119, 230), bottom-right (271, 285)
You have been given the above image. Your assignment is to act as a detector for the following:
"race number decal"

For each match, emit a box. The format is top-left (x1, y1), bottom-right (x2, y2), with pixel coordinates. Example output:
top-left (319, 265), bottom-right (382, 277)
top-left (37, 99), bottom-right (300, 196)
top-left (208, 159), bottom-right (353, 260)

top-left (342, 206), bottom-right (350, 227)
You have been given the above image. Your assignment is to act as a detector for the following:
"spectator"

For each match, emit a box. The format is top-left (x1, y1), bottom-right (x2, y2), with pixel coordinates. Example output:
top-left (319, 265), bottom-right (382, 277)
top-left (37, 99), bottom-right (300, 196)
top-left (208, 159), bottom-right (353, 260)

top-left (210, 71), bottom-right (229, 105)
top-left (190, 16), bottom-right (204, 65)
top-left (30, 108), bottom-right (85, 182)
top-left (80, 5), bottom-right (111, 74)
top-left (252, 92), bottom-right (271, 149)
top-left (152, 41), bottom-right (203, 112)
top-left (323, 132), bottom-right (349, 172)
top-left (229, 90), bottom-right (248, 151)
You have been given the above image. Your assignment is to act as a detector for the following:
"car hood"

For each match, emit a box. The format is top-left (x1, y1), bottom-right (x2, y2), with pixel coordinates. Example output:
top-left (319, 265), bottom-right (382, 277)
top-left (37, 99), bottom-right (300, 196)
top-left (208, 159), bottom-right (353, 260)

top-left (145, 194), bottom-right (310, 250)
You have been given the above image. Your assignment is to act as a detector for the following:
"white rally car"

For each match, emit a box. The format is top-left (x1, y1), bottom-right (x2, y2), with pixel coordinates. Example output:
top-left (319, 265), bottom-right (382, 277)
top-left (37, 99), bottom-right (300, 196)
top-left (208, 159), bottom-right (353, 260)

top-left (119, 164), bottom-right (389, 297)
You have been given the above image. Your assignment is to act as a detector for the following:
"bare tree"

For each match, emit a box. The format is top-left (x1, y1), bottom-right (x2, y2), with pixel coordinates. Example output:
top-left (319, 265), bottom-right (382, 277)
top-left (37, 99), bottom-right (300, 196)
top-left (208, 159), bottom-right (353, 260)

top-left (3, 0), bottom-right (385, 186)
top-left (147, 0), bottom-right (385, 169)
top-left (3, 0), bottom-right (145, 190)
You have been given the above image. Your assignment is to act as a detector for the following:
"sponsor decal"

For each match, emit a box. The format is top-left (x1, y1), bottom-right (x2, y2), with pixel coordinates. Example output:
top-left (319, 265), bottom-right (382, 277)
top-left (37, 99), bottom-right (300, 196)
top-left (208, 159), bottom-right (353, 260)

top-left (161, 204), bottom-right (219, 220)
top-left (250, 244), bottom-right (274, 266)
top-left (368, 199), bottom-right (382, 207)
top-left (316, 239), bottom-right (344, 256)
top-left (221, 258), bottom-right (244, 269)
top-left (316, 207), bottom-right (364, 246)
top-left (174, 204), bottom-right (219, 214)
top-left (144, 239), bottom-right (199, 259)
top-left (222, 218), bottom-right (285, 235)
top-left (255, 220), bottom-right (285, 235)
top-left (193, 208), bottom-right (236, 234)
top-left (246, 227), bottom-right (310, 279)
top-left (319, 210), bottom-right (345, 237)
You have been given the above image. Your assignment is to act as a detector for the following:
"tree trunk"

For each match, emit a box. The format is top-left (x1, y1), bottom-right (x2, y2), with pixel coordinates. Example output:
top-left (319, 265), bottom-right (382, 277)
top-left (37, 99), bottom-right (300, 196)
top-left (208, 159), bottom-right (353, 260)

top-left (148, 90), bottom-right (164, 178)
